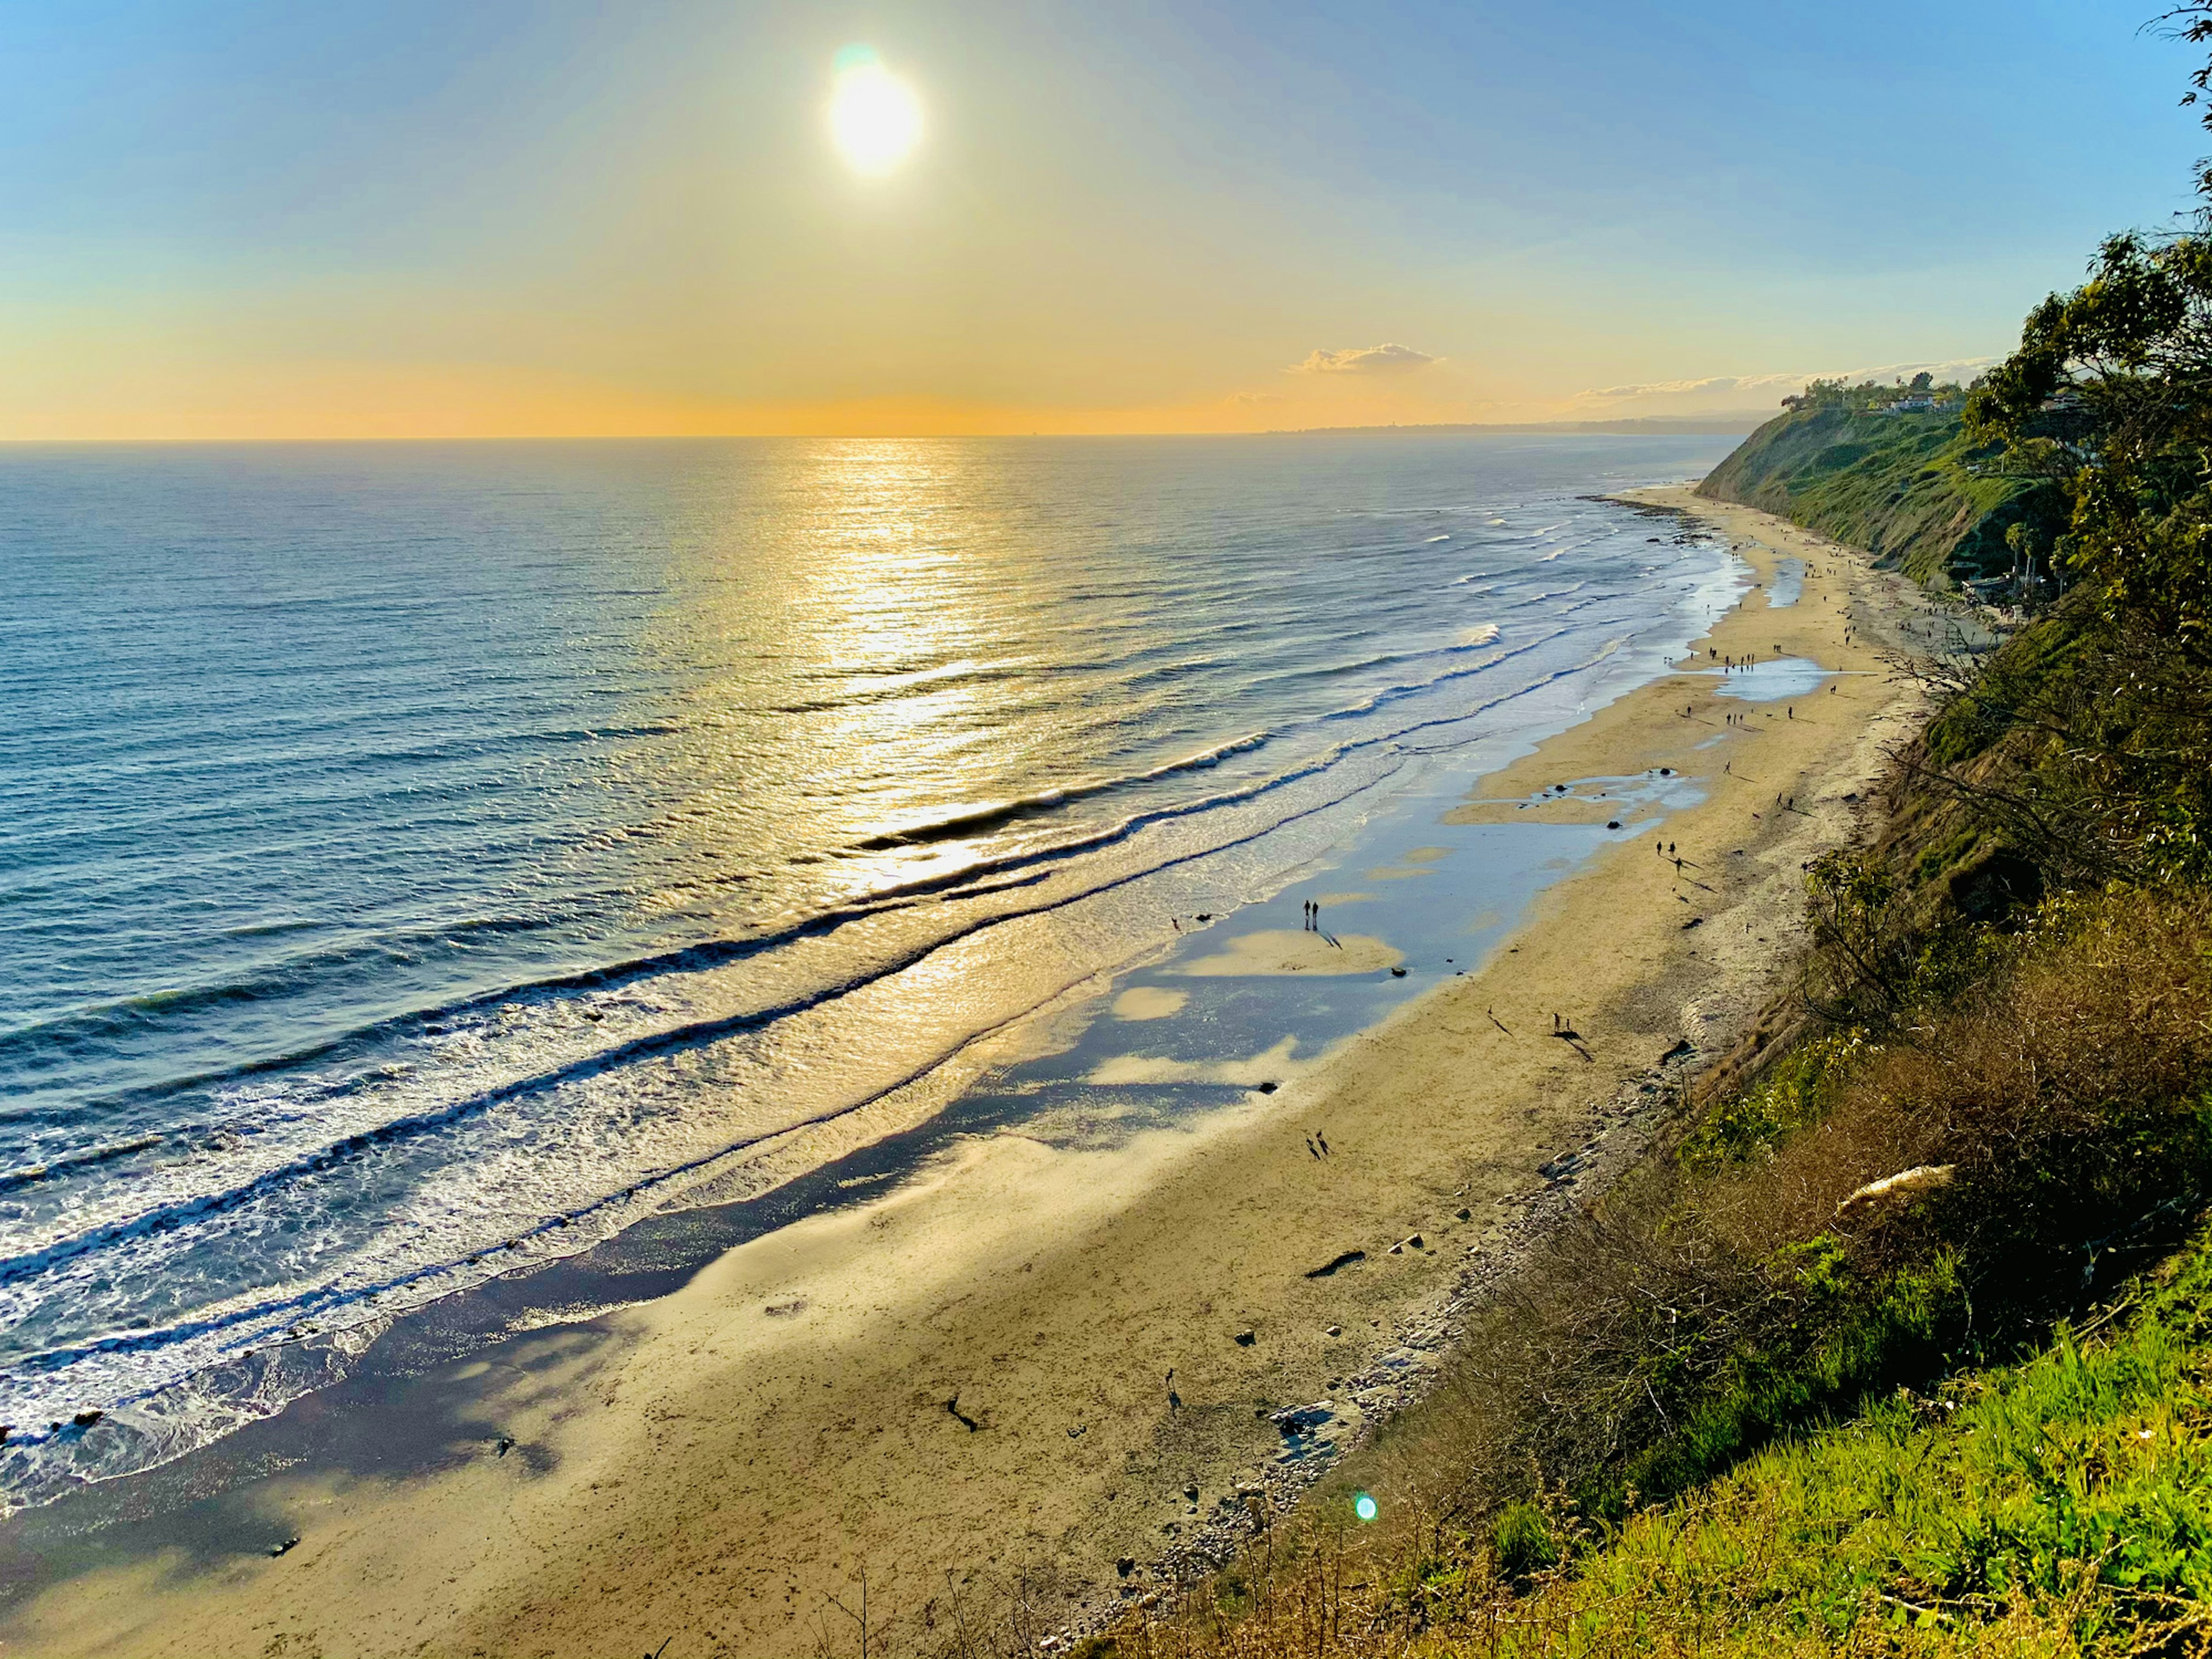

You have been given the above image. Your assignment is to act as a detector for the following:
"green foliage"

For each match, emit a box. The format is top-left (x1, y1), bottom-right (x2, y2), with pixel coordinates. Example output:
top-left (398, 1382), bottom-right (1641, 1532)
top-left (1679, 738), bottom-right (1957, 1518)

top-left (1556, 1226), bottom-right (2212, 1650)
top-left (1489, 1502), bottom-right (1562, 1584)
top-left (1698, 400), bottom-right (2060, 588)
top-left (1968, 230), bottom-right (2212, 652)
top-left (1613, 1253), bottom-right (1971, 1513)
top-left (1799, 851), bottom-right (1921, 1020)
top-left (1680, 1033), bottom-right (1864, 1172)
top-left (1918, 599), bottom-right (2089, 769)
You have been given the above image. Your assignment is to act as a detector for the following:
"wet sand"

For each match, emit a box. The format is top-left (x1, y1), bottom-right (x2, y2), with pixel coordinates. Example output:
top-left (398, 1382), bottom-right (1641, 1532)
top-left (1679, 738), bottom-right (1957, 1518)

top-left (0, 486), bottom-right (1940, 1658)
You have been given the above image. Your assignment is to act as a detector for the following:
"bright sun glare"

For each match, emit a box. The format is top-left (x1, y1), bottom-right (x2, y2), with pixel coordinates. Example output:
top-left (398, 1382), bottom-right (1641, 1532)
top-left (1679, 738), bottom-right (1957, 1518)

top-left (830, 46), bottom-right (922, 176)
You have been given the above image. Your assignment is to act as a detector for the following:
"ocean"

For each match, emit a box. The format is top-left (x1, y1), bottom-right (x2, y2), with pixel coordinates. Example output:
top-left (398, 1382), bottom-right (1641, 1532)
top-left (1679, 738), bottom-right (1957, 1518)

top-left (0, 431), bottom-right (1741, 1505)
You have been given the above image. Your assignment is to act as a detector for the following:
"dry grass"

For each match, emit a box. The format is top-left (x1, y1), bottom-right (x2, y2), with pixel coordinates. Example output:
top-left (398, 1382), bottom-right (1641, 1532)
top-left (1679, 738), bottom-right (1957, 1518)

top-left (1054, 888), bottom-right (2212, 1659)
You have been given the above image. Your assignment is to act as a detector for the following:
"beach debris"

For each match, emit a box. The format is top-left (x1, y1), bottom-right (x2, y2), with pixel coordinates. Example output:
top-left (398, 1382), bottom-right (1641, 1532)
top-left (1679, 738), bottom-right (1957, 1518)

top-left (1388, 1243), bottom-right (1403, 1254)
top-left (1056, 1051), bottom-right (1701, 1640)
top-left (1068, 1424), bottom-right (1088, 1439)
top-left (764, 1298), bottom-right (808, 1317)
top-left (1234, 1329), bottom-right (1256, 1347)
top-left (945, 1393), bottom-right (982, 1432)
top-left (1539, 1153), bottom-right (1581, 1181)
top-left (1195, 912), bottom-right (1213, 922)
top-left (1455, 1207), bottom-right (1472, 1221)
top-left (1184, 1484), bottom-right (1200, 1501)
top-left (1837, 1164), bottom-right (1956, 1222)
top-left (1256, 1080), bottom-right (1278, 1094)
top-left (1660, 1039), bottom-right (1696, 1065)
top-left (1117, 1557), bottom-right (1136, 1578)
top-left (1682, 916), bottom-right (1703, 929)
top-left (1305, 1249), bottom-right (1365, 1278)
top-left (1607, 820), bottom-right (1622, 829)
top-left (269, 1536), bottom-right (300, 1558)
top-left (1403, 1234), bottom-right (1425, 1251)
top-left (1389, 965), bottom-right (1407, 978)
top-left (70, 1411), bottom-right (103, 1429)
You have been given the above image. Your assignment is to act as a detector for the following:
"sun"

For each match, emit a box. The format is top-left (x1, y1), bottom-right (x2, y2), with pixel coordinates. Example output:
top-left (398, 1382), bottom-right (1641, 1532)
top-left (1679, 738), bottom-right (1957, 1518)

top-left (830, 47), bottom-right (922, 176)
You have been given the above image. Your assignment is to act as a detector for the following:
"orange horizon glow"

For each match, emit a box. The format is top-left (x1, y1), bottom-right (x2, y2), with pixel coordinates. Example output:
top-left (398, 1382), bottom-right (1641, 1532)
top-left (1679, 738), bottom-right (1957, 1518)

top-left (0, 362), bottom-right (1641, 443)
top-left (5, 10), bottom-right (2186, 450)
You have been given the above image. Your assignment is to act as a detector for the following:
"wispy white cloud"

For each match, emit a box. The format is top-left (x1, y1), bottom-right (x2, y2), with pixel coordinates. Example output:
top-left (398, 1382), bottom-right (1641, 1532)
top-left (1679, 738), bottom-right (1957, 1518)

top-left (1292, 343), bottom-right (1439, 376)
top-left (1572, 358), bottom-right (2003, 415)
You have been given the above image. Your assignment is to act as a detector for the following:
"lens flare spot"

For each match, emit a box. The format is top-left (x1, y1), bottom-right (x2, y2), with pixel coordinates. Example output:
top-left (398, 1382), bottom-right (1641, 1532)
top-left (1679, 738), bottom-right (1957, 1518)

top-left (1354, 1493), bottom-right (1378, 1522)
top-left (830, 47), bottom-right (922, 176)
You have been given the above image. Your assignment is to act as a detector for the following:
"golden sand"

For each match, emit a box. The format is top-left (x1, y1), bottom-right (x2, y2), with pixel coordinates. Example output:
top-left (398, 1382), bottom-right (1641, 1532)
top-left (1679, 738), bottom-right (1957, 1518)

top-left (3, 487), bottom-right (1940, 1659)
top-left (1176, 928), bottom-right (1403, 976)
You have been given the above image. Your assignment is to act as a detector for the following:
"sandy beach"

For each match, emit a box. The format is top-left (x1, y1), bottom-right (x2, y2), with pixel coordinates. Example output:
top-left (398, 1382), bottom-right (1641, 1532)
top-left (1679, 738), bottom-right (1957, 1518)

top-left (0, 486), bottom-right (1944, 1659)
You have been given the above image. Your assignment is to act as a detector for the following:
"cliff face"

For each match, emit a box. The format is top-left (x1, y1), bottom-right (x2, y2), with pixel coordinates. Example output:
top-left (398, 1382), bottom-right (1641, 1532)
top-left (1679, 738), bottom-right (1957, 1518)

top-left (1696, 405), bottom-right (2059, 588)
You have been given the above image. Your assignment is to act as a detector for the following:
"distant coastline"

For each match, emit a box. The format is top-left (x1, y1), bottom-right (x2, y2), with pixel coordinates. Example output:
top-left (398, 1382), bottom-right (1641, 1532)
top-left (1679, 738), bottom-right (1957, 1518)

top-left (1275, 411), bottom-right (1776, 438)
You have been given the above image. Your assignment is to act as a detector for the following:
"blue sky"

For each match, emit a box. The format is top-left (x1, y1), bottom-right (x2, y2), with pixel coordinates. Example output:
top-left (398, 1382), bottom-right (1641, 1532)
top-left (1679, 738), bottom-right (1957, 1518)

top-left (1, 0), bottom-right (2202, 434)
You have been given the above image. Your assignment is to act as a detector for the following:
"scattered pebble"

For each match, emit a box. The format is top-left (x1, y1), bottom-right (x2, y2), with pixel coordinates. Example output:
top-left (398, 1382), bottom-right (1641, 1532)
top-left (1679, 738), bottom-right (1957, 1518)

top-left (1059, 1020), bottom-right (1717, 1643)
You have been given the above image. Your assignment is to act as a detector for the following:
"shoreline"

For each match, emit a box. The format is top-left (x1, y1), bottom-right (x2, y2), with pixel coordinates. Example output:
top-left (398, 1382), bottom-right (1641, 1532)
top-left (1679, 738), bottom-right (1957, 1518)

top-left (0, 485), bottom-right (1941, 1658)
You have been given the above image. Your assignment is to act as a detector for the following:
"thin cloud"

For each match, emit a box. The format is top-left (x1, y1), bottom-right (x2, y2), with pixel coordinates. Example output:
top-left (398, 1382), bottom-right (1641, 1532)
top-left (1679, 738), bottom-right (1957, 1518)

top-left (1574, 358), bottom-right (2003, 409)
top-left (1293, 343), bottom-right (1439, 376)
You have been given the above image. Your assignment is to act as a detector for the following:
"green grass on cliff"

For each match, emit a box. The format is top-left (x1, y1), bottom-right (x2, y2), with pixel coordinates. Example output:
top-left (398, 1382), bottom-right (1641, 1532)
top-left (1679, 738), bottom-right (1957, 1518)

top-left (1697, 405), bottom-right (2058, 588)
top-left (1091, 1226), bottom-right (2212, 1658)
top-left (1485, 1231), bottom-right (2212, 1655)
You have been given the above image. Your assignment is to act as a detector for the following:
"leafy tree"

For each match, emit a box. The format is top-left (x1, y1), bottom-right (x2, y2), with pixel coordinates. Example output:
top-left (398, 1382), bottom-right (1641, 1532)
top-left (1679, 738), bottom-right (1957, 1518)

top-left (1967, 232), bottom-right (2212, 652)
top-left (1916, 13), bottom-right (2212, 884)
